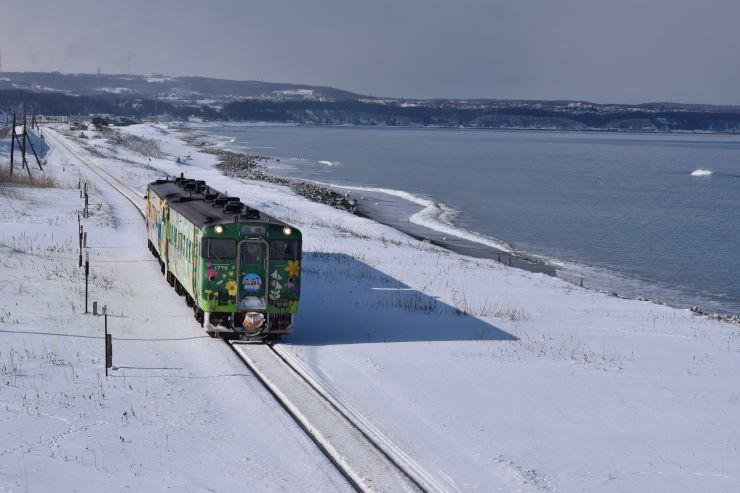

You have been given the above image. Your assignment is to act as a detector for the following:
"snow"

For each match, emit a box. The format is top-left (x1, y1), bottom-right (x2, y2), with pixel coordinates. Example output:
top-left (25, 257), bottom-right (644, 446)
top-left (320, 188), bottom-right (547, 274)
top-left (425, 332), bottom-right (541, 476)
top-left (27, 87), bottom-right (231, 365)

top-left (95, 87), bottom-right (136, 94)
top-left (0, 133), bottom-right (350, 491)
top-left (2, 123), bottom-right (739, 492)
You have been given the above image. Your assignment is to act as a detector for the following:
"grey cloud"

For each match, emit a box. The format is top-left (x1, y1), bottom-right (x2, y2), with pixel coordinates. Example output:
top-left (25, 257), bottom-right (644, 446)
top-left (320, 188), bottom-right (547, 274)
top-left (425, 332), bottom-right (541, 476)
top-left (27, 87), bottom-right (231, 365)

top-left (0, 0), bottom-right (738, 104)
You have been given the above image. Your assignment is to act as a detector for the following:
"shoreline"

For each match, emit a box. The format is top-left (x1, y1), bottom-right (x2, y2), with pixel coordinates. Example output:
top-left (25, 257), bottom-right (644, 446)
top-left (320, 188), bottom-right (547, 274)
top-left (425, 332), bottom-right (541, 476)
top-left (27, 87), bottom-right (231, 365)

top-left (178, 120), bottom-right (740, 137)
top-left (180, 131), bottom-right (556, 277)
top-left (176, 127), bottom-right (740, 325)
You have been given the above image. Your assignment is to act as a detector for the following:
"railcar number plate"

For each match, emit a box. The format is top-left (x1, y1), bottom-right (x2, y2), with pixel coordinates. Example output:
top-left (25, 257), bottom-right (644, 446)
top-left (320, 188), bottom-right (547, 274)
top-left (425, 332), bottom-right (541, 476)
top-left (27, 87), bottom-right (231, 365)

top-left (241, 226), bottom-right (265, 234)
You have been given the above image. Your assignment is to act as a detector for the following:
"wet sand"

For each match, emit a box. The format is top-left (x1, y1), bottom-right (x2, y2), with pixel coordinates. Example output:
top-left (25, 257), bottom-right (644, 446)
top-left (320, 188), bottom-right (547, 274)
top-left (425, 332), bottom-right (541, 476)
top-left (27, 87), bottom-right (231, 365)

top-left (350, 188), bottom-right (555, 276)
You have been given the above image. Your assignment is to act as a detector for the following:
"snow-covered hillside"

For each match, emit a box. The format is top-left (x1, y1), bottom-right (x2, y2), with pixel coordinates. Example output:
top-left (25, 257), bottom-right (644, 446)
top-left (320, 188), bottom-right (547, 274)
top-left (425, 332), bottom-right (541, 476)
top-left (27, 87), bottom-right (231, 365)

top-left (1, 123), bottom-right (738, 492)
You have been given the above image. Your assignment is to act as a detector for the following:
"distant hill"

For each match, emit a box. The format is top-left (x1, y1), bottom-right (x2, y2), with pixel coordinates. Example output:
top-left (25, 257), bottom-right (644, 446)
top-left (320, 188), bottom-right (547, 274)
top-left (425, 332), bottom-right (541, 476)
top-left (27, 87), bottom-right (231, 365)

top-left (1, 72), bottom-right (740, 133)
top-left (0, 72), bottom-right (365, 101)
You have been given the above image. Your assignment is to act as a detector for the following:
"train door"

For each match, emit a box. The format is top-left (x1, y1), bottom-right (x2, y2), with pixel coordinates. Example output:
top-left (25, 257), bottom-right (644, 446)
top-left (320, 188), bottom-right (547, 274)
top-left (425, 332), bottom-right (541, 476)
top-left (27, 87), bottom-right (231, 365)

top-left (237, 240), bottom-right (267, 310)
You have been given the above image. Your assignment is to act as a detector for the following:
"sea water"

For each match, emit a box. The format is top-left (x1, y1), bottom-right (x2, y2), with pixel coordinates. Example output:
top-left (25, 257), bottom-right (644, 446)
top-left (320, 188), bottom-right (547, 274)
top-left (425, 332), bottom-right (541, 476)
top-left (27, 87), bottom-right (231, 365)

top-left (194, 124), bottom-right (740, 315)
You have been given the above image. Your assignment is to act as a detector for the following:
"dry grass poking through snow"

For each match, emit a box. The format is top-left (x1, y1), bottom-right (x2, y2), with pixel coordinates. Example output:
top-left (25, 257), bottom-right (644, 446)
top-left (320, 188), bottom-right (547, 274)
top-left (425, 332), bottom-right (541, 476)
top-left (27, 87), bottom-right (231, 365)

top-left (0, 167), bottom-right (59, 189)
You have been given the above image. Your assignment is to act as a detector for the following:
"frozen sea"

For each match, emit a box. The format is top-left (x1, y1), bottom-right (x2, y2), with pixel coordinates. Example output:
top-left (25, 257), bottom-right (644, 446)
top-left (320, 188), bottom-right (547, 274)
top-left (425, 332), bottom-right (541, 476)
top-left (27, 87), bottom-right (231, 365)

top-left (192, 124), bottom-right (740, 315)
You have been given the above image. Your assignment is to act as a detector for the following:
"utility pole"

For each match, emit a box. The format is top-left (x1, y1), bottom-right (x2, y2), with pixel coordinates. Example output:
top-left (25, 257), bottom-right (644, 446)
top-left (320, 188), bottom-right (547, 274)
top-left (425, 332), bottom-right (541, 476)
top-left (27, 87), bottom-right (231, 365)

top-left (21, 114), bottom-right (26, 164)
top-left (11, 114), bottom-right (30, 177)
top-left (23, 118), bottom-right (43, 170)
top-left (9, 113), bottom-right (15, 175)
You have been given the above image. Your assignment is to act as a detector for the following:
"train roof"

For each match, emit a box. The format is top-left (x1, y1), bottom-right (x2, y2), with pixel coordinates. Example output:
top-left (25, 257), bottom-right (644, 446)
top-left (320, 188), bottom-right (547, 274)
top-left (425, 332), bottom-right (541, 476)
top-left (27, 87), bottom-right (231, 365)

top-left (147, 177), bottom-right (291, 230)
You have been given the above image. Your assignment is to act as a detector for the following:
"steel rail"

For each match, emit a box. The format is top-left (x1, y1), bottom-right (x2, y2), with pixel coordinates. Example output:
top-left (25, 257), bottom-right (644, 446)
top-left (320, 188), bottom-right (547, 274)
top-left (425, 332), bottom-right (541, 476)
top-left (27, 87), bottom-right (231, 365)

top-left (47, 128), bottom-right (436, 492)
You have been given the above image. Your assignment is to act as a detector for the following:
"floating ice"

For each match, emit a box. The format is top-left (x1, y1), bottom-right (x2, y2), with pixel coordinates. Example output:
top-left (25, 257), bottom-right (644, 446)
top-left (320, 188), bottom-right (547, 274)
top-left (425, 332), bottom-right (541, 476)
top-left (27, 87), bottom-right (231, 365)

top-left (690, 168), bottom-right (713, 177)
top-left (318, 160), bottom-right (335, 166)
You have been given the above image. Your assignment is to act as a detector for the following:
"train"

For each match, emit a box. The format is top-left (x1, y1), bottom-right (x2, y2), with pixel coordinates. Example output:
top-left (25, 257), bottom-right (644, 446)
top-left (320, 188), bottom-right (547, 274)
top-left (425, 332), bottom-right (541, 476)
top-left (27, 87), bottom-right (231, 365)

top-left (145, 175), bottom-right (302, 339)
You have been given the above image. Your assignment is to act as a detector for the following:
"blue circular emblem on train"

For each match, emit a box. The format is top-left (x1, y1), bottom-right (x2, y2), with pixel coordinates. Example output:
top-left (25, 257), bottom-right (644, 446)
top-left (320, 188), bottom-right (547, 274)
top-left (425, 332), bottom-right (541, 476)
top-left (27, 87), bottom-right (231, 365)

top-left (241, 273), bottom-right (262, 293)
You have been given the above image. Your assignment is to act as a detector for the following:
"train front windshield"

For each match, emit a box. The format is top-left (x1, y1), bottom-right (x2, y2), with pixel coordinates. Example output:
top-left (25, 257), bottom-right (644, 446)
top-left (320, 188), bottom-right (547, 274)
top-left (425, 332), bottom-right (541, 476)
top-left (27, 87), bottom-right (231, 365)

top-left (270, 240), bottom-right (301, 260)
top-left (202, 238), bottom-right (236, 260)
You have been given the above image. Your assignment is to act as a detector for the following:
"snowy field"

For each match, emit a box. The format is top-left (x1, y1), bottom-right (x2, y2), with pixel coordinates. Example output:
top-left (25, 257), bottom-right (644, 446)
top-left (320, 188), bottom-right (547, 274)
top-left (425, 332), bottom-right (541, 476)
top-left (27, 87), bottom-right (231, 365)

top-left (1, 123), bottom-right (739, 492)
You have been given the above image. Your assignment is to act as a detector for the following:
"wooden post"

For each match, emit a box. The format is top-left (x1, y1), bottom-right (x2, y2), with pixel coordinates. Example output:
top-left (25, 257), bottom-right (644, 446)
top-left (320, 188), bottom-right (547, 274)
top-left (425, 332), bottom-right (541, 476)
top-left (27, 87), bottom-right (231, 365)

top-left (85, 252), bottom-right (90, 314)
top-left (78, 219), bottom-right (83, 267)
top-left (93, 301), bottom-right (98, 316)
top-left (104, 306), bottom-right (111, 377)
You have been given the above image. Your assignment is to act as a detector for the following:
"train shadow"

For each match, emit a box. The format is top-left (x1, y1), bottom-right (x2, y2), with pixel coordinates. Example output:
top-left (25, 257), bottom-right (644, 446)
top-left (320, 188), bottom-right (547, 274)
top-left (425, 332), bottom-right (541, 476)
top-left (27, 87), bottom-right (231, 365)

top-left (285, 252), bottom-right (518, 346)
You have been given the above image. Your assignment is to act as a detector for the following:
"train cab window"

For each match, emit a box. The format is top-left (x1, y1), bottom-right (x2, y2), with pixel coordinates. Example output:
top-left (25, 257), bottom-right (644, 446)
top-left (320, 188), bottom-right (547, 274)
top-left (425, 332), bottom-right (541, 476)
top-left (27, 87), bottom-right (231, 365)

top-left (241, 243), bottom-right (262, 264)
top-left (270, 240), bottom-right (301, 260)
top-left (202, 238), bottom-right (236, 260)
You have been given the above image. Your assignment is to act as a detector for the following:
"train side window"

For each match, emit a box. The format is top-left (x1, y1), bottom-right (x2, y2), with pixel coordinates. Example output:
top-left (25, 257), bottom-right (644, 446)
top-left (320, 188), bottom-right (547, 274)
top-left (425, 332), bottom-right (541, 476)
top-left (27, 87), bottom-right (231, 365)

top-left (270, 240), bottom-right (301, 260)
top-left (202, 238), bottom-right (237, 259)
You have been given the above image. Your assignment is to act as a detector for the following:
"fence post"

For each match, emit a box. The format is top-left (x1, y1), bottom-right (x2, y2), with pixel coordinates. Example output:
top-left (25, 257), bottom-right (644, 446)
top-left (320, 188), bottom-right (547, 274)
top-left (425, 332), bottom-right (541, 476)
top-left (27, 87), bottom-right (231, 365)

top-left (104, 305), bottom-right (111, 377)
top-left (78, 219), bottom-right (83, 268)
top-left (85, 252), bottom-right (90, 314)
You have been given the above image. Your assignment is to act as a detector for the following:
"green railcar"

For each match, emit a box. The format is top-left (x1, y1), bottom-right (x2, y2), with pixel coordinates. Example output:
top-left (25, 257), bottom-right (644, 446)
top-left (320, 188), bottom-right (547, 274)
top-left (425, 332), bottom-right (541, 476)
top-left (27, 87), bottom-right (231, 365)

top-left (146, 175), bottom-right (302, 338)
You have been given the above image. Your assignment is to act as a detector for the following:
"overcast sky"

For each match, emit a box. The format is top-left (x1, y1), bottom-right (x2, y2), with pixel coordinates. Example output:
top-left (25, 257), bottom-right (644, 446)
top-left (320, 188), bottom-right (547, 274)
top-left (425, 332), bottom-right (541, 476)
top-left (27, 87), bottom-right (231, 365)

top-left (1, 0), bottom-right (738, 104)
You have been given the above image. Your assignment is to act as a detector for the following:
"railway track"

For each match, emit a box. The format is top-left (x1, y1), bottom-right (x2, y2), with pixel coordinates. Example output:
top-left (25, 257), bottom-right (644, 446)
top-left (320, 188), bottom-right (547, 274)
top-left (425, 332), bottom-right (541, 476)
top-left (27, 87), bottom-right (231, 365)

top-left (46, 127), bottom-right (445, 493)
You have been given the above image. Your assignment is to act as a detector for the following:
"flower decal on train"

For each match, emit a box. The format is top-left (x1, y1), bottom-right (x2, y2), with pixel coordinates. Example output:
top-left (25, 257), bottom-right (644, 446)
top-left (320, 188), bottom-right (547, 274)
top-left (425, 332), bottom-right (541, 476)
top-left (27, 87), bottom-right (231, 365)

top-left (225, 279), bottom-right (238, 297)
top-left (285, 260), bottom-right (300, 277)
top-left (269, 270), bottom-right (283, 300)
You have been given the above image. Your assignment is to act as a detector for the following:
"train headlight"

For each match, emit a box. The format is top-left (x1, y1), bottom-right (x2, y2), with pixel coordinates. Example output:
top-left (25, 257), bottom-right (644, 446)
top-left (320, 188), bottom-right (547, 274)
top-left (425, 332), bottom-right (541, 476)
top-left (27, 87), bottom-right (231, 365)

top-left (282, 227), bottom-right (292, 236)
top-left (214, 225), bottom-right (224, 234)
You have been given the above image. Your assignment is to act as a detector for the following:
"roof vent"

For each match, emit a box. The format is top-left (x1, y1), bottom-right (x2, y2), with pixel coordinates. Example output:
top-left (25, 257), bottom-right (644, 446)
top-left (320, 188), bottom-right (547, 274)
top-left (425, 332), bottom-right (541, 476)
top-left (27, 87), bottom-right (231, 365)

top-left (212, 196), bottom-right (230, 207)
top-left (224, 202), bottom-right (244, 214)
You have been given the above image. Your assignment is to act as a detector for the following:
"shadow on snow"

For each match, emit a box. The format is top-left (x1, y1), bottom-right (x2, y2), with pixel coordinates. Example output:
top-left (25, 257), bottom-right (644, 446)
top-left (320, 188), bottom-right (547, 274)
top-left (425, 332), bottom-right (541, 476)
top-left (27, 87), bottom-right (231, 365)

top-left (285, 252), bottom-right (517, 346)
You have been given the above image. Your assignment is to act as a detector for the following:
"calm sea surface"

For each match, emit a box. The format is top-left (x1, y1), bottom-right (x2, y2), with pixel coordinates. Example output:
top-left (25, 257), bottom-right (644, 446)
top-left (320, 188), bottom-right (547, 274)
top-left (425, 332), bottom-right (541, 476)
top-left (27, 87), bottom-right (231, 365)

top-left (195, 124), bottom-right (740, 315)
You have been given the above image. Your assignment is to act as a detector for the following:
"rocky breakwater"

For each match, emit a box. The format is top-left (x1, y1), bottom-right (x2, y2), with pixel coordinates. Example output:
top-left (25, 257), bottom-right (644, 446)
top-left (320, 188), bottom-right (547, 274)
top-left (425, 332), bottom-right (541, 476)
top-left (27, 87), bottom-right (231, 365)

top-left (200, 147), bottom-right (357, 214)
